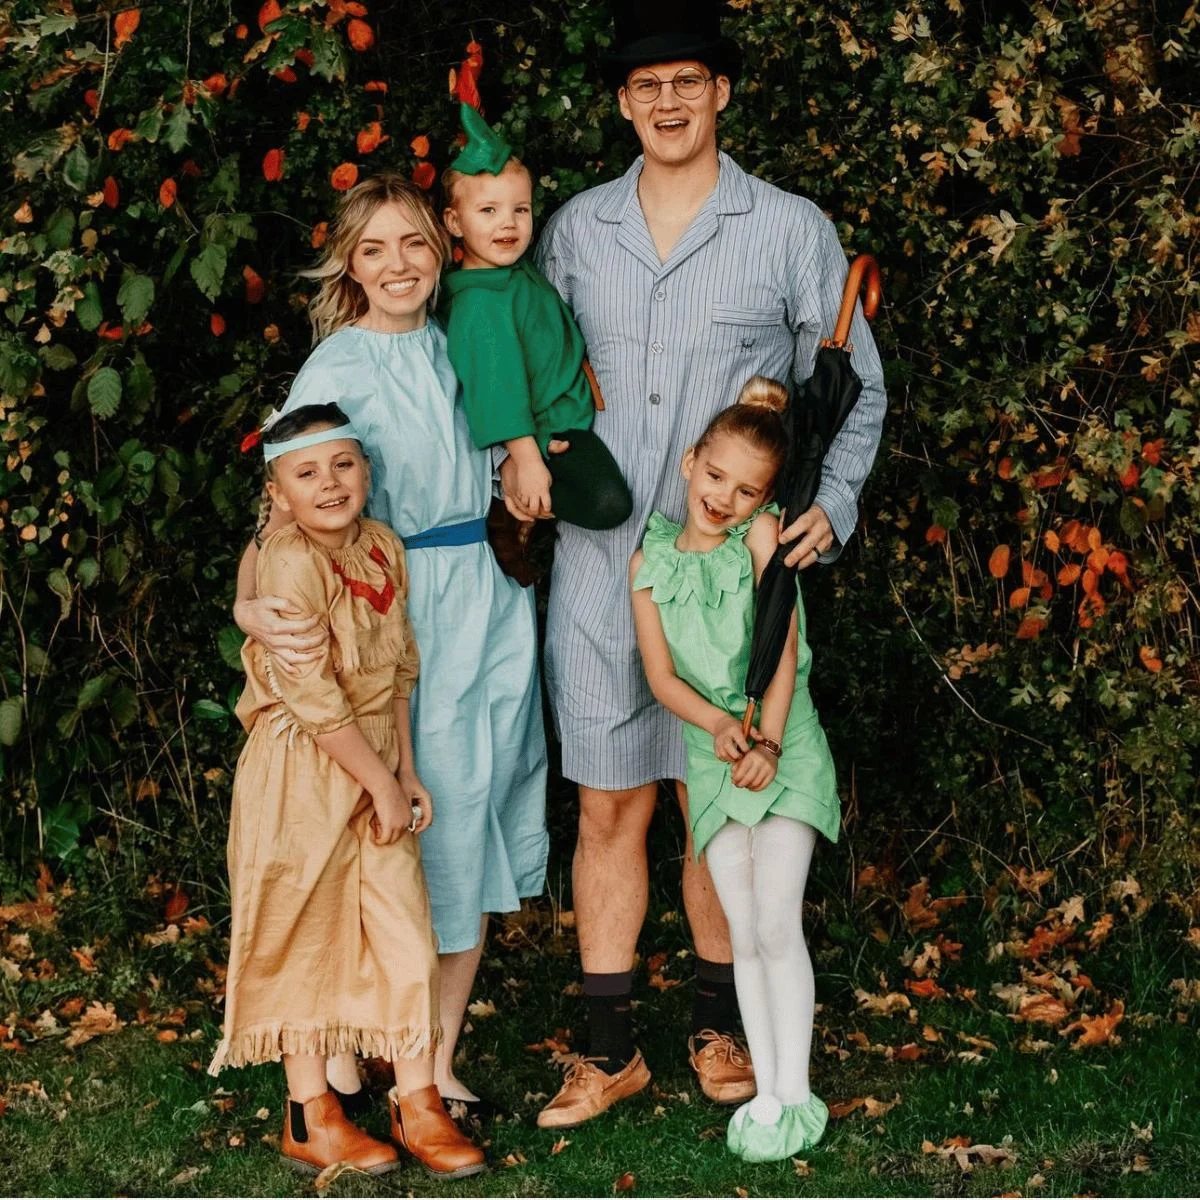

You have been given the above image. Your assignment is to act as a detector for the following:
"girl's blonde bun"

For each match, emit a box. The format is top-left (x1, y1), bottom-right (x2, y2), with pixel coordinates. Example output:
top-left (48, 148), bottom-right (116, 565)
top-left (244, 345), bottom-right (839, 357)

top-left (736, 375), bottom-right (789, 413)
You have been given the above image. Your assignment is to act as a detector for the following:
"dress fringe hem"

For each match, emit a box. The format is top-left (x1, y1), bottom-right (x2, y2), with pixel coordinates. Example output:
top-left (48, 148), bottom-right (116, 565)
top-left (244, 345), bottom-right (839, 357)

top-left (207, 1022), bottom-right (441, 1075)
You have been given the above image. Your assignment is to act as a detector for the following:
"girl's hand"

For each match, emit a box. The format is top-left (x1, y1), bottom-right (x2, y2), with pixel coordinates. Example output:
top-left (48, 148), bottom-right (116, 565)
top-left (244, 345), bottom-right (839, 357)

top-left (731, 746), bottom-right (778, 792)
top-left (514, 458), bottom-right (554, 519)
top-left (368, 778), bottom-right (411, 845)
top-left (235, 596), bottom-right (325, 668)
top-left (398, 769), bottom-right (433, 834)
top-left (712, 716), bottom-right (753, 763)
top-left (499, 440), bottom-right (568, 522)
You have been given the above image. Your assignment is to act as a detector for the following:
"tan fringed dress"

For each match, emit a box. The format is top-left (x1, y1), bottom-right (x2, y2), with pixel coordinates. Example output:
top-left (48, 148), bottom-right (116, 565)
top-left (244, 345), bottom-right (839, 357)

top-left (208, 518), bottom-right (439, 1074)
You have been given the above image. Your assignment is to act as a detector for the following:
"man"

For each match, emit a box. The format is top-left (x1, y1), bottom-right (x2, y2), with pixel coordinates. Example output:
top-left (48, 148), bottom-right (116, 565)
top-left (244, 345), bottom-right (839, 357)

top-left (502, 0), bottom-right (886, 1128)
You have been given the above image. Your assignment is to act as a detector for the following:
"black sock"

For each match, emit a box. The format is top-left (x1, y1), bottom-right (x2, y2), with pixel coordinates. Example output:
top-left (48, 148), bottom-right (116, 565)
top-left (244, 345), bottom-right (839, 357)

top-left (693, 957), bottom-right (739, 1038)
top-left (583, 970), bottom-right (634, 1071)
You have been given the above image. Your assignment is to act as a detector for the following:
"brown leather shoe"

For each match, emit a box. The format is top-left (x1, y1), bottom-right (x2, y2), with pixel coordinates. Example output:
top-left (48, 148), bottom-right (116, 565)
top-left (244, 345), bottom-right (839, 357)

top-left (280, 1091), bottom-right (398, 1176)
top-left (536, 1051), bottom-right (651, 1129)
top-left (389, 1084), bottom-right (486, 1179)
top-left (689, 1030), bottom-right (757, 1104)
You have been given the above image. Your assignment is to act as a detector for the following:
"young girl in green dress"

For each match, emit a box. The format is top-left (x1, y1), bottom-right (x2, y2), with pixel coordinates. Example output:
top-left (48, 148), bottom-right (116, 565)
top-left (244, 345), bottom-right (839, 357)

top-left (629, 377), bottom-right (840, 1164)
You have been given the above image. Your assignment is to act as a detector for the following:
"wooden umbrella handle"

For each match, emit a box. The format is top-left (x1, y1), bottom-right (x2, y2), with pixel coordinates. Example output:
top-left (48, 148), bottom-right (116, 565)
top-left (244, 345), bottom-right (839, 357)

top-left (827, 254), bottom-right (882, 350)
top-left (582, 358), bottom-right (605, 411)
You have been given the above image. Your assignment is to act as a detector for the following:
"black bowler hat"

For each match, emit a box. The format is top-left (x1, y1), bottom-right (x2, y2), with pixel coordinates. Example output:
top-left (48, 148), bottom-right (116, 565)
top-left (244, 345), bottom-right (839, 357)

top-left (601, 0), bottom-right (742, 88)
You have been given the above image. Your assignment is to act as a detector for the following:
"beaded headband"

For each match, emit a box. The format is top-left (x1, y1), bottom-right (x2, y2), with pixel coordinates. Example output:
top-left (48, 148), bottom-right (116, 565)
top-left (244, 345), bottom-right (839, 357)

top-left (262, 423), bottom-right (360, 463)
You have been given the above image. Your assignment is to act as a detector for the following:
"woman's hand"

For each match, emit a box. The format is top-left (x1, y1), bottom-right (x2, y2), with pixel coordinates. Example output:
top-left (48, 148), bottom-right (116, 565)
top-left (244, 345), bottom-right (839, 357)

top-left (398, 768), bottom-right (433, 834)
top-left (369, 777), bottom-right (412, 845)
top-left (712, 715), bottom-right (754, 764)
top-left (731, 746), bottom-right (778, 792)
top-left (234, 596), bottom-right (325, 668)
top-left (779, 503), bottom-right (833, 570)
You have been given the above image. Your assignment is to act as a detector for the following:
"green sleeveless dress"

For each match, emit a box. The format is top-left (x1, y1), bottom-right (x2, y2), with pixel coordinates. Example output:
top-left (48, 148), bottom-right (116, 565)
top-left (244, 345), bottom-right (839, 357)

top-left (633, 510), bottom-right (840, 856)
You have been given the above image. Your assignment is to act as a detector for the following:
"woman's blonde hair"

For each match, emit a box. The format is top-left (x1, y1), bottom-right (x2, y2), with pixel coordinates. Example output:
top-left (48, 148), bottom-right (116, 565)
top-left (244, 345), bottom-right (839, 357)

top-left (301, 173), bottom-right (452, 343)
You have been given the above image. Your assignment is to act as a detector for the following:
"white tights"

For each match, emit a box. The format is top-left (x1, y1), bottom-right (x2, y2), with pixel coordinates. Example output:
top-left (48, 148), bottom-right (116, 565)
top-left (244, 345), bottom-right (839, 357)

top-left (705, 816), bottom-right (818, 1119)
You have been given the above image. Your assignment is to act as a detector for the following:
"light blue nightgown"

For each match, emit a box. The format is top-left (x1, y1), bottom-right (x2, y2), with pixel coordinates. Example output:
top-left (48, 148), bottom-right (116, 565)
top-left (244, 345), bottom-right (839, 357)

top-left (282, 322), bottom-right (548, 954)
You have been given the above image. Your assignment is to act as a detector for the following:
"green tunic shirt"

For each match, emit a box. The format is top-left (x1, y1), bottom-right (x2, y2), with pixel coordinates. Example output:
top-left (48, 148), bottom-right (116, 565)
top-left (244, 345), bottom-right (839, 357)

top-left (632, 510), bottom-right (840, 855)
top-left (441, 257), bottom-right (595, 455)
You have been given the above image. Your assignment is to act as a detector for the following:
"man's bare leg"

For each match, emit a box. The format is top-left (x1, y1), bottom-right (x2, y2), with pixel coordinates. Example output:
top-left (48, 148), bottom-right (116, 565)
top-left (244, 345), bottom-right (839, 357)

top-left (434, 914), bottom-right (489, 1103)
top-left (676, 781), bottom-right (733, 962)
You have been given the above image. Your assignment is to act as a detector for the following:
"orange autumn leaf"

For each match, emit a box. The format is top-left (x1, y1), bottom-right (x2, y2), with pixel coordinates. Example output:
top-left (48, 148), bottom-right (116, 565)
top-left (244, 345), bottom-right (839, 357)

top-left (97, 323), bottom-right (126, 340)
top-left (412, 160), bottom-right (437, 190)
top-left (243, 265), bottom-right (265, 304)
top-left (1119, 462), bottom-right (1140, 490)
top-left (107, 127), bottom-right (134, 151)
top-left (1016, 615), bottom-right (1046, 640)
top-left (311, 221), bottom-right (328, 248)
top-left (71, 947), bottom-right (98, 973)
top-left (1057, 563), bottom-right (1082, 586)
top-left (346, 17), bottom-right (374, 50)
top-left (997, 457), bottom-right (1013, 480)
top-left (296, 110), bottom-right (311, 132)
top-left (925, 525), bottom-right (947, 545)
top-left (235, 22), bottom-right (249, 38)
top-left (165, 889), bottom-right (190, 921)
top-left (262, 147), bottom-right (285, 181)
top-left (1015, 993), bottom-right (1071, 1025)
top-left (1086, 526), bottom-right (1103, 551)
top-left (1020, 560), bottom-right (1047, 587)
top-left (1043, 529), bottom-right (1060, 553)
top-left (258, 0), bottom-right (282, 34)
top-left (364, 80), bottom-right (388, 93)
top-left (114, 8), bottom-right (141, 49)
top-left (331, 162), bottom-right (359, 191)
top-left (202, 72), bottom-right (228, 97)
top-left (1106, 550), bottom-right (1129, 578)
top-left (1038, 581), bottom-right (1053, 601)
top-left (295, 48), bottom-right (314, 67)
top-left (905, 977), bottom-right (948, 1000)
top-left (1081, 568), bottom-right (1099, 596)
top-left (1087, 547), bottom-right (1109, 573)
top-left (209, 313), bottom-right (226, 337)
top-left (988, 544), bottom-right (1010, 579)
top-left (273, 66), bottom-right (298, 84)
top-left (1138, 645), bottom-right (1163, 672)
top-left (84, 88), bottom-right (100, 114)
top-left (411, 133), bottom-right (431, 157)
top-left (1061, 999), bottom-right (1124, 1049)
top-left (1032, 460), bottom-right (1068, 488)
top-left (356, 120), bottom-right (387, 154)
top-left (1141, 438), bottom-right (1164, 465)
top-left (1008, 586), bottom-right (1031, 608)
top-left (102, 176), bottom-right (119, 207)
top-left (158, 178), bottom-right (177, 207)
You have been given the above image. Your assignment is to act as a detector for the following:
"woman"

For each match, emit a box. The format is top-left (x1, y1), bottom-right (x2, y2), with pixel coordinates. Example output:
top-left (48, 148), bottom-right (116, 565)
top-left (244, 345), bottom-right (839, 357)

top-left (234, 174), bottom-right (548, 1117)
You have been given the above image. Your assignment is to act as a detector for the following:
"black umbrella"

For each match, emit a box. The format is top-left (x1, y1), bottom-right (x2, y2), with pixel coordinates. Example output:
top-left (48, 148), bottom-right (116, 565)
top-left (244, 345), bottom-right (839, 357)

top-left (742, 254), bottom-right (882, 737)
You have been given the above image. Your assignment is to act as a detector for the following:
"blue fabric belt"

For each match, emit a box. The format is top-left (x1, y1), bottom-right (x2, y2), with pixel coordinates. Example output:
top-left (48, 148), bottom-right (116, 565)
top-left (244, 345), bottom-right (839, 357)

top-left (401, 517), bottom-right (488, 550)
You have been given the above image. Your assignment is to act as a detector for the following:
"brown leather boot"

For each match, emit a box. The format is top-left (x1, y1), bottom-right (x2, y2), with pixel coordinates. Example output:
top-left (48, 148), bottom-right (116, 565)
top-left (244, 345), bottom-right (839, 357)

top-left (280, 1090), bottom-right (398, 1176)
top-left (486, 497), bottom-right (539, 587)
top-left (389, 1084), bottom-right (487, 1179)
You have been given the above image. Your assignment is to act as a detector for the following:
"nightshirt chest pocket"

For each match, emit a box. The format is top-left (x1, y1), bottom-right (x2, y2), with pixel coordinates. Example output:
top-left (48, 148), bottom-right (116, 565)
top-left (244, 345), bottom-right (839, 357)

top-left (711, 303), bottom-right (788, 351)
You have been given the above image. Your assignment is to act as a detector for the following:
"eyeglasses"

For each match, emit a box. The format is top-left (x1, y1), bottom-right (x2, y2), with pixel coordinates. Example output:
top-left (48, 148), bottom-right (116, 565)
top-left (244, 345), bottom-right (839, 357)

top-left (625, 69), bottom-right (713, 103)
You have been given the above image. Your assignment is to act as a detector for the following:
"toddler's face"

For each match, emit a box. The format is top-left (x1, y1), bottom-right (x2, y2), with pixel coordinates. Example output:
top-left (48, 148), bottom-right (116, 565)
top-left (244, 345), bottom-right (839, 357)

top-left (268, 434), bottom-right (369, 548)
top-left (682, 433), bottom-right (777, 535)
top-left (444, 164), bottom-right (533, 270)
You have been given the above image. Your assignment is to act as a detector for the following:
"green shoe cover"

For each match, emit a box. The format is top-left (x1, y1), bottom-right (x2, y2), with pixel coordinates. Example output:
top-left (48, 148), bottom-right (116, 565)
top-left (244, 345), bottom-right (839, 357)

top-left (726, 1094), bottom-right (828, 1163)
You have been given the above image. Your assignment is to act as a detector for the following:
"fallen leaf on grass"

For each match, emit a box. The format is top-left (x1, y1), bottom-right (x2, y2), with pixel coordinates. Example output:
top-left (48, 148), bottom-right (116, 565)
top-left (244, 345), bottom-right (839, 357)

top-left (1125, 1153), bottom-right (1152, 1174)
top-left (829, 1093), bottom-right (901, 1120)
top-left (854, 987), bottom-right (911, 1016)
top-left (645, 952), bottom-right (668, 973)
top-left (525, 1036), bottom-right (571, 1054)
top-left (614, 1171), bottom-right (636, 1192)
top-left (502, 1150), bottom-right (527, 1167)
top-left (156, 1029), bottom-right (179, 1043)
top-left (467, 998), bottom-right (496, 1018)
top-left (922, 1024), bottom-right (942, 1042)
top-left (893, 1042), bottom-right (926, 1062)
top-left (648, 972), bottom-right (681, 991)
top-left (314, 1161), bottom-right (353, 1189)
top-left (141, 925), bottom-right (181, 948)
top-left (0, 901), bottom-right (57, 930)
top-left (1013, 994), bottom-right (1072, 1025)
top-left (168, 1166), bottom-right (209, 1186)
top-left (735, 1188), bottom-right (749, 1197)
top-left (70, 947), bottom-right (98, 973)
top-left (551, 1136), bottom-right (570, 1154)
top-left (793, 1158), bottom-right (812, 1176)
top-left (1061, 999), bottom-right (1123, 1048)
top-left (64, 1001), bottom-right (124, 1048)
top-left (905, 977), bottom-right (948, 1000)
top-left (255, 1106), bottom-right (270, 1119)
top-left (902, 879), bottom-right (967, 932)
top-left (1026, 1172), bottom-right (1046, 1189)
top-left (1185, 927), bottom-right (1200, 952)
top-left (164, 890), bottom-right (189, 923)
top-left (957, 1032), bottom-right (998, 1052)
top-left (936, 1139), bottom-right (1017, 1172)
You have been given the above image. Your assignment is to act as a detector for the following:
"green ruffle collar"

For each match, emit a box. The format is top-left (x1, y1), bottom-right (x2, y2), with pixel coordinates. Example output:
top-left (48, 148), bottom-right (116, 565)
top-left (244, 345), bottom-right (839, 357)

top-left (634, 508), bottom-right (773, 608)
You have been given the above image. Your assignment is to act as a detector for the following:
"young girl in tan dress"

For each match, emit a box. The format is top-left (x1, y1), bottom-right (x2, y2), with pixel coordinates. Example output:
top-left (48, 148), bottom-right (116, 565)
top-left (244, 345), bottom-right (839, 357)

top-left (208, 403), bottom-right (485, 1181)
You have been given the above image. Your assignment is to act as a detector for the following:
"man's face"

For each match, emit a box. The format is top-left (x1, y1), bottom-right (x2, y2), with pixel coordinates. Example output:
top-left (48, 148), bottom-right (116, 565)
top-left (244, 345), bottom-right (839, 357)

top-left (617, 59), bottom-right (730, 169)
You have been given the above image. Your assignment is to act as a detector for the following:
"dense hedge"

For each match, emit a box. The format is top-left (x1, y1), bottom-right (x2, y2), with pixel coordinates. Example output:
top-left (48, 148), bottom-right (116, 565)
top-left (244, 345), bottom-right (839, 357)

top-left (1, 1), bottom-right (1197, 903)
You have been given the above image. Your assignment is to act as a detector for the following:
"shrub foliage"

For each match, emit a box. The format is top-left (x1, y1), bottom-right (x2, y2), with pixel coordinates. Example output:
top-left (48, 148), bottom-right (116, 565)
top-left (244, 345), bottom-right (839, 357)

top-left (0, 1), bottom-right (1197, 900)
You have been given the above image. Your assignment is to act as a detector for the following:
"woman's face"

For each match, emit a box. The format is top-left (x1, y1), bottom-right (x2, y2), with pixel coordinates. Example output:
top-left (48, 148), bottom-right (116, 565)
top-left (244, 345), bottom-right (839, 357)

top-left (347, 201), bottom-right (440, 333)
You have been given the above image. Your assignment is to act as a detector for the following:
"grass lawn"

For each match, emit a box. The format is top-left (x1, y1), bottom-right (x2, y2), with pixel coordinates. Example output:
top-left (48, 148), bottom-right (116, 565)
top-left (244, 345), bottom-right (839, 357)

top-left (3, 797), bottom-right (1199, 1195)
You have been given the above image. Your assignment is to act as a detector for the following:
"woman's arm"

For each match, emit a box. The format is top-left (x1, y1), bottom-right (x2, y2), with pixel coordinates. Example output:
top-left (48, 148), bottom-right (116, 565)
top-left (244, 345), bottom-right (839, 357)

top-left (232, 510), bottom-right (325, 666)
top-left (630, 552), bottom-right (753, 763)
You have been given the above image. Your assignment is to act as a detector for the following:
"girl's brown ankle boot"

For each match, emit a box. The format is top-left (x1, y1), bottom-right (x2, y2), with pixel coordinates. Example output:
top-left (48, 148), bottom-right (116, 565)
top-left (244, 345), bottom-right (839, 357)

top-left (280, 1091), bottom-right (398, 1176)
top-left (388, 1084), bottom-right (486, 1179)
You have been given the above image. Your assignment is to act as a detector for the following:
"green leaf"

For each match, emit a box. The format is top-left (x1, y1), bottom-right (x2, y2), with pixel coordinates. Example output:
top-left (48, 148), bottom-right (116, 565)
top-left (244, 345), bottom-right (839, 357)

top-left (0, 697), bottom-right (23, 747)
top-left (218, 625), bottom-right (246, 671)
top-left (76, 558), bottom-right (100, 588)
top-left (47, 567), bottom-right (73, 617)
top-left (62, 143), bottom-right (90, 192)
top-left (117, 272), bottom-right (155, 327)
top-left (156, 458), bottom-right (181, 497)
top-left (192, 699), bottom-right (230, 721)
top-left (103, 544), bottom-right (130, 584)
top-left (77, 675), bottom-right (112, 711)
top-left (163, 103), bottom-right (193, 153)
top-left (109, 685), bottom-right (139, 730)
top-left (75, 281), bottom-right (103, 331)
top-left (126, 353), bottom-right (155, 412)
top-left (189, 243), bottom-right (227, 301)
top-left (43, 207), bottom-right (75, 250)
top-left (39, 343), bottom-right (77, 370)
top-left (40, 12), bottom-right (78, 35)
top-left (134, 103), bottom-right (165, 143)
top-left (309, 25), bottom-right (347, 81)
top-left (87, 366), bottom-right (122, 418)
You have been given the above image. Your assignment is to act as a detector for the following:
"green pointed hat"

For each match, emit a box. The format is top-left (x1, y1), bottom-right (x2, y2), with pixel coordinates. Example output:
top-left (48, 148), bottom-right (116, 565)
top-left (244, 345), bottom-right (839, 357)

top-left (452, 102), bottom-right (512, 176)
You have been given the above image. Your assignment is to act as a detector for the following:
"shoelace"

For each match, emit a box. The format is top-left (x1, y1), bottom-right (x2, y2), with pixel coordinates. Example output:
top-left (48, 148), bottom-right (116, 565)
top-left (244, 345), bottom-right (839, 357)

top-left (560, 1055), bottom-right (609, 1087)
top-left (694, 1028), bottom-right (750, 1065)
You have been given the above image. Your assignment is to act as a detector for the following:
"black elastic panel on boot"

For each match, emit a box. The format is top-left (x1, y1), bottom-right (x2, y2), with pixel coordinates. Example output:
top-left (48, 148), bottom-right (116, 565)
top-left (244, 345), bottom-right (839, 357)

top-left (289, 1099), bottom-right (308, 1143)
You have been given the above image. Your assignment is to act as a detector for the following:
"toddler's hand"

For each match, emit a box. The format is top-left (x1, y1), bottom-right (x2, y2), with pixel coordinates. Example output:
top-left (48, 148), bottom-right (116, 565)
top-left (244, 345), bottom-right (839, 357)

top-left (515, 458), bottom-right (554, 520)
top-left (731, 746), bottom-right (778, 792)
top-left (369, 778), bottom-right (411, 845)
top-left (398, 769), bottom-right (433, 834)
top-left (712, 716), bottom-right (753, 764)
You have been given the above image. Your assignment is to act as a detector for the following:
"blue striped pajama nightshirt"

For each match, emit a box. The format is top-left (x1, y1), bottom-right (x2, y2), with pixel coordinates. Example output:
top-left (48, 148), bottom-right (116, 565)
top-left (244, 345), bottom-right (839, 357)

top-left (533, 152), bottom-right (887, 792)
